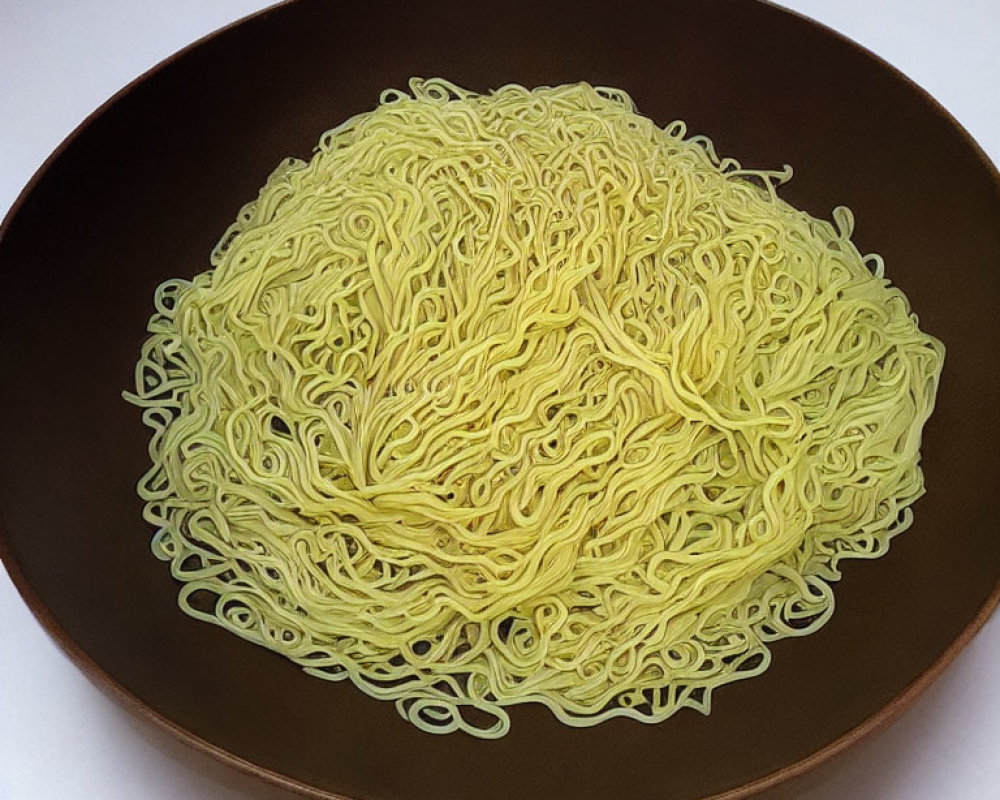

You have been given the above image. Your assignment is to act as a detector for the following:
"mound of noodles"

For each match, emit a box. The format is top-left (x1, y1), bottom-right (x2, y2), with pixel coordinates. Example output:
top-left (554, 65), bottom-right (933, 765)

top-left (127, 78), bottom-right (944, 737)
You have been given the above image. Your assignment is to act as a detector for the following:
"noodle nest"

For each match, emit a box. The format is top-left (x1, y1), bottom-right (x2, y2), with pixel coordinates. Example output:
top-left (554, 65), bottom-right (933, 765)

top-left (127, 78), bottom-right (944, 737)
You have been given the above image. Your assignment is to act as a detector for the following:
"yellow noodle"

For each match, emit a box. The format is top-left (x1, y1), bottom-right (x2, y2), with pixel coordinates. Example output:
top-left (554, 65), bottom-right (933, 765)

top-left (125, 78), bottom-right (944, 738)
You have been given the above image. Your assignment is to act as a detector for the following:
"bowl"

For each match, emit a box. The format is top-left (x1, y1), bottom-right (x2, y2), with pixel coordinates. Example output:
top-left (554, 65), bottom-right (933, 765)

top-left (1, 1), bottom-right (998, 798)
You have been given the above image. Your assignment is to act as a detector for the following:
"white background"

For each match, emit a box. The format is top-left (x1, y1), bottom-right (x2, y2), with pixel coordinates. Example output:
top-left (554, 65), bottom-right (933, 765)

top-left (1, 1), bottom-right (997, 798)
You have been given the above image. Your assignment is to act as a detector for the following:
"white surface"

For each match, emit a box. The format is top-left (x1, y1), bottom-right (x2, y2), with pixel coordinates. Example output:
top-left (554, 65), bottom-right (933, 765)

top-left (0, 1), bottom-right (997, 798)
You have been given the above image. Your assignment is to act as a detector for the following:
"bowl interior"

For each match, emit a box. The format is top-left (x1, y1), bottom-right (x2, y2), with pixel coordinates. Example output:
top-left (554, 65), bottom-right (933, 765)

top-left (1, 1), bottom-right (998, 799)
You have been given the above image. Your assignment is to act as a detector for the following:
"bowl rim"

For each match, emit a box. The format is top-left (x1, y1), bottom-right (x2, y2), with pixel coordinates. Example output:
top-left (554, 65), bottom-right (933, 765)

top-left (1, 1), bottom-right (998, 798)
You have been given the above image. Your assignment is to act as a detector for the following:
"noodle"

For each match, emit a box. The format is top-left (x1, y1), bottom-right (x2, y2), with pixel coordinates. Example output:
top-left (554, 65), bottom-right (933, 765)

top-left (125, 79), bottom-right (944, 738)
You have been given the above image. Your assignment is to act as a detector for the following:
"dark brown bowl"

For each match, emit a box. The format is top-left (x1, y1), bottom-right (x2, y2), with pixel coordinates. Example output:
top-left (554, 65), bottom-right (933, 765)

top-left (1, 1), bottom-right (998, 798)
